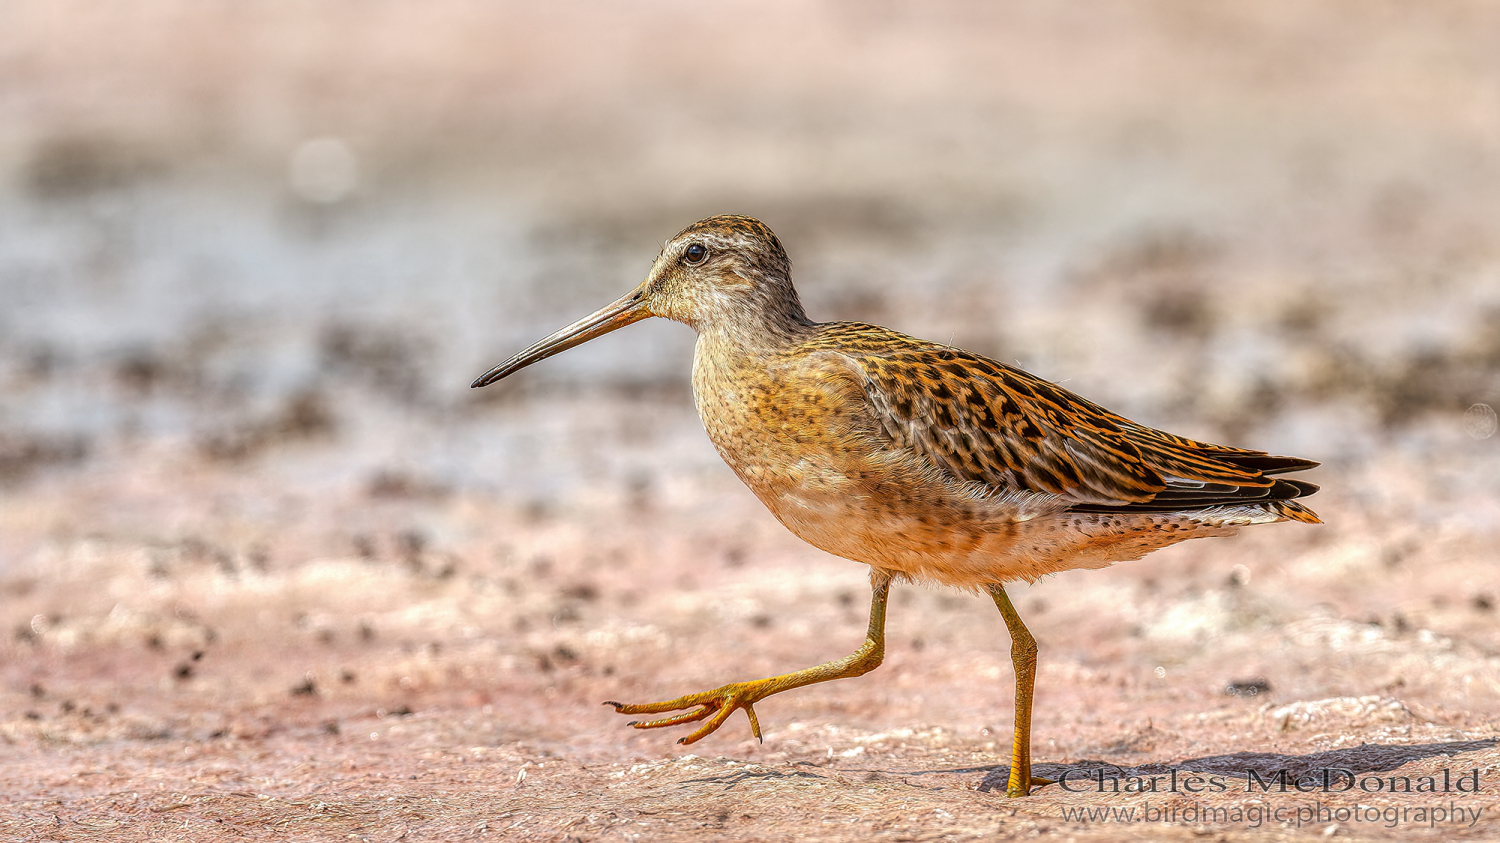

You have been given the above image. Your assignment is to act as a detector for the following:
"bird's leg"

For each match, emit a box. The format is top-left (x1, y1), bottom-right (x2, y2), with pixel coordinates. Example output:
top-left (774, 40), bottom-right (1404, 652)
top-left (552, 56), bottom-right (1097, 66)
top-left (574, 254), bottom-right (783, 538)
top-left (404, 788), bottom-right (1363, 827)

top-left (988, 583), bottom-right (1052, 798)
top-left (607, 569), bottom-right (892, 745)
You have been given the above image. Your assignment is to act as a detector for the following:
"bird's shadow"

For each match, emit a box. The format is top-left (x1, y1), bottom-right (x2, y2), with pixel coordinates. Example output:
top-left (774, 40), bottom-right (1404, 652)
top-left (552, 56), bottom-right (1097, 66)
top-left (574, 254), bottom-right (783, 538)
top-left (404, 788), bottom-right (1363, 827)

top-left (681, 768), bottom-right (826, 790)
top-left (890, 739), bottom-right (1498, 794)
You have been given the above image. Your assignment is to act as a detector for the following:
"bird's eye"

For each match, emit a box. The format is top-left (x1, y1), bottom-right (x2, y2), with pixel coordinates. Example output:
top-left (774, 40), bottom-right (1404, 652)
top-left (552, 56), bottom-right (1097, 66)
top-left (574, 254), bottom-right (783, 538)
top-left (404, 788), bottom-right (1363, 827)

top-left (683, 243), bottom-right (708, 265)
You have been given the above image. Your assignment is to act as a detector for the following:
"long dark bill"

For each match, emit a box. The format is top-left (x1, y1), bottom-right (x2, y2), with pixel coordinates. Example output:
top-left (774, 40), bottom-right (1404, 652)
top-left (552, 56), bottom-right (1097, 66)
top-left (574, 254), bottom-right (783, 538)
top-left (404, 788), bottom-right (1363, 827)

top-left (471, 288), bottom-right (650, 388)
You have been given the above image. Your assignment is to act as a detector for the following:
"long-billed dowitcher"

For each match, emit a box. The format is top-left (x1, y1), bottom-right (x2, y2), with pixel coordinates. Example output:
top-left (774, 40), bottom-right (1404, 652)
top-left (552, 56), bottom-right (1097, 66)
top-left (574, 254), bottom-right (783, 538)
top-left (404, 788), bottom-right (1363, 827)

top-left (472, 215), bottom-right (1319, 797)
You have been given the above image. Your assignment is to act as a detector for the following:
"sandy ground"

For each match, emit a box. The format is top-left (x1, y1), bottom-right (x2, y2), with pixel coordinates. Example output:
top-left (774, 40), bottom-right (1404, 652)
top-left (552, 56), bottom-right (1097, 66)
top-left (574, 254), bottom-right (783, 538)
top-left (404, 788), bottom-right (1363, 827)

top-left (3, 2), bottom-right (1500, 841)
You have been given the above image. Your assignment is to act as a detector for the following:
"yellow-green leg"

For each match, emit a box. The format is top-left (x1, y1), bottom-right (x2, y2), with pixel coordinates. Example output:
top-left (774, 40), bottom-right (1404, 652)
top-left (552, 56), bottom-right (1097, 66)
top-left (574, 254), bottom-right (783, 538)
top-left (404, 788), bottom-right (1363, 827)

top-left (988, 583), bottom-right (1050, 798)
top-left (607, 569), bottom-right (892, 744)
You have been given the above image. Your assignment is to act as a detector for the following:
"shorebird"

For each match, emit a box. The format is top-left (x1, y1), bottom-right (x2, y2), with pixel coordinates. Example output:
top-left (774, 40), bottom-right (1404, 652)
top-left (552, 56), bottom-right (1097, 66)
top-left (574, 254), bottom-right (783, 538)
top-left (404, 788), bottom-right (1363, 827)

top-left (472, 215), bottom-right (1319, 797)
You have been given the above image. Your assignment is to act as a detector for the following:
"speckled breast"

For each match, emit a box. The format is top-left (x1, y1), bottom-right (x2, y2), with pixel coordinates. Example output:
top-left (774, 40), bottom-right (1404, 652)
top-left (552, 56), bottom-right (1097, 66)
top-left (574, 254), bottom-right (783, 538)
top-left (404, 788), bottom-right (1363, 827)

top-left (690, 339), bottom-right (996, 574)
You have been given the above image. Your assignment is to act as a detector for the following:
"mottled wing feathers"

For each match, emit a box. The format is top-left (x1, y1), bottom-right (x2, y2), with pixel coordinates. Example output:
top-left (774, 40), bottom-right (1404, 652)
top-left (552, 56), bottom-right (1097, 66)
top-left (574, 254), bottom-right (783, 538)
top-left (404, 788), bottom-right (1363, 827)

top-left (855, 350), bottom-right (1166, 506)
top-left (801, 323), bottom-right (1319, 518)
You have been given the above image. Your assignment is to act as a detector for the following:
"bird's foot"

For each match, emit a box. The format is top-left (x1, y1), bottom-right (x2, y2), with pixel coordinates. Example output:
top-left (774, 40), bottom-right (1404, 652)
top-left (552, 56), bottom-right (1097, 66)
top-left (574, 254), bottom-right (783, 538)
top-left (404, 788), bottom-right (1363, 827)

top-left (983, 769), bottom-right (1056, 797)
top-left (605, 678), bottom-right (777, 745)
top-left (1008, 774), bottom-right (1056, 798)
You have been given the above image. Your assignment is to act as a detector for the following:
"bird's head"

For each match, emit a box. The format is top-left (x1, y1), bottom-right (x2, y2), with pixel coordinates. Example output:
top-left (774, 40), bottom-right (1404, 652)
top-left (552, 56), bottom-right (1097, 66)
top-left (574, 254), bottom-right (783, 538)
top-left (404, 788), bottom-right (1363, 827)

top-left (472, 214), bottom-right (809, 388)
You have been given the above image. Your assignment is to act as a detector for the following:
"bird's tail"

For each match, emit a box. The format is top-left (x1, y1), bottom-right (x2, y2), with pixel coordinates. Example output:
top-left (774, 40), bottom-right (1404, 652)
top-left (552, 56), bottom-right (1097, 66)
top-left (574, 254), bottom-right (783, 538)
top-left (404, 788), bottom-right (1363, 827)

top-left (1275, 499), bottom-right (1322, 525)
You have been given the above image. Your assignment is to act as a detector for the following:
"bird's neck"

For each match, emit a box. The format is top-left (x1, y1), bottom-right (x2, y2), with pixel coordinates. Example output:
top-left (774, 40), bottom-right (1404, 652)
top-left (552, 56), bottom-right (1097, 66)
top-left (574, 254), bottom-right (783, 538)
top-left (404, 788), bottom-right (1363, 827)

top-left (695, 300), bottom-right (816, 357)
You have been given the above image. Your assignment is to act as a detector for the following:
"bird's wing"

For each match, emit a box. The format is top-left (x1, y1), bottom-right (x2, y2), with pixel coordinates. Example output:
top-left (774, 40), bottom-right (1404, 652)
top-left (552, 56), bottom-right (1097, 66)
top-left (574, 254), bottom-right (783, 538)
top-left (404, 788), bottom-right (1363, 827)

top-left (802, 323), bottom-right (1318, 512)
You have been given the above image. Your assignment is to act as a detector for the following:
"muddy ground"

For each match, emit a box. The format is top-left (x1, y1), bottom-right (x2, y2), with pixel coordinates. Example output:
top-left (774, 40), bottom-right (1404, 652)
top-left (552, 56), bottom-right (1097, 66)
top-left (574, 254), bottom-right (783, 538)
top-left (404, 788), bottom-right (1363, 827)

top-left (2, 2), bottom-right (1500, 841)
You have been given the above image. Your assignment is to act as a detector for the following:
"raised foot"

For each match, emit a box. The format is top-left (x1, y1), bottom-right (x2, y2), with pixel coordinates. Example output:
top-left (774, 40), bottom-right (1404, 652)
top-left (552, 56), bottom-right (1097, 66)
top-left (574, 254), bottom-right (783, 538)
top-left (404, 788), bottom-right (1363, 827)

top-left (605, 678), bottom-right (777, 745)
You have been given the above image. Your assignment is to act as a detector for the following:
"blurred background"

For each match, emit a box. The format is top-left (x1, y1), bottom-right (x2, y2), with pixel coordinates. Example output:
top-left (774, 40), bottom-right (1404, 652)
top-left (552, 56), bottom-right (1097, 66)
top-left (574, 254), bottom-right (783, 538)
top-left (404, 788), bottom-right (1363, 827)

top-left (2, 1), bottom-right (1500, 834)
top-left (3, 0), bottom-right (1496, 511)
